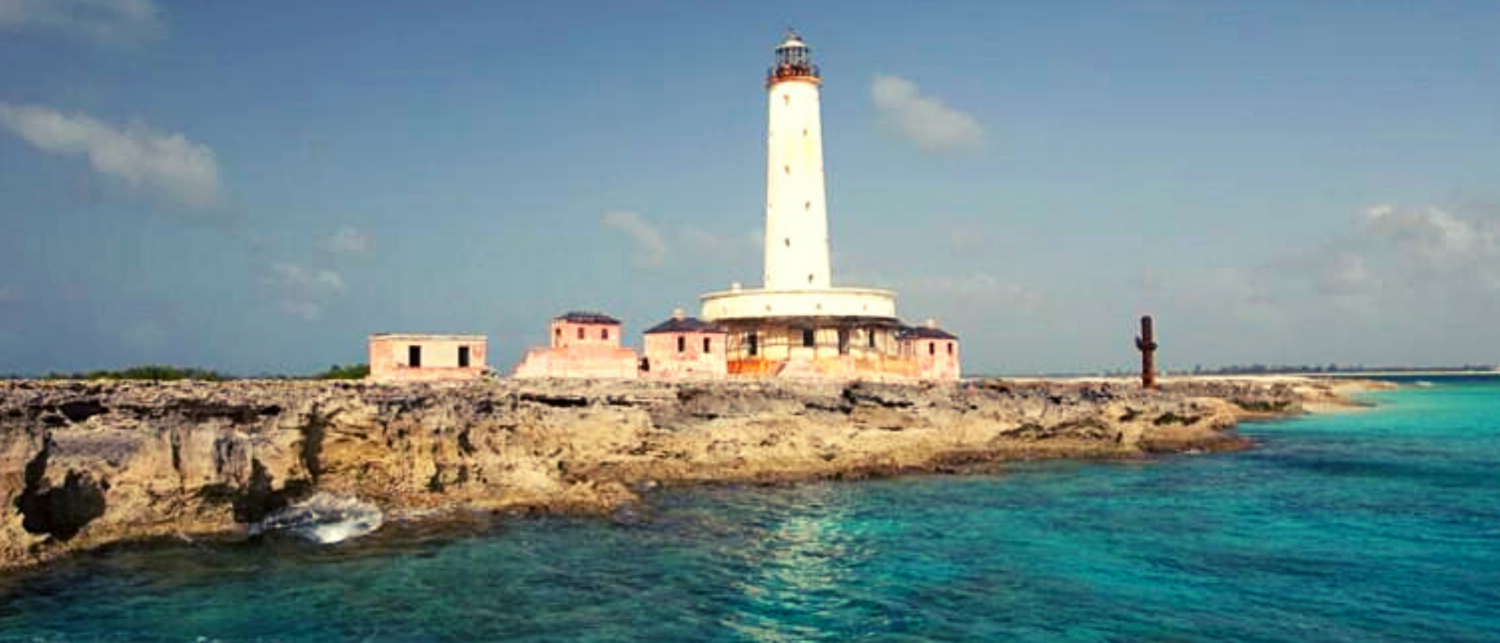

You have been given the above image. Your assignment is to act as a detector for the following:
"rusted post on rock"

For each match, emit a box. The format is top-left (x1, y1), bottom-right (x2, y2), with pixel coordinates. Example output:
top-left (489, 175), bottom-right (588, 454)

top-left (1135, 315), bottom-right (1158, 390)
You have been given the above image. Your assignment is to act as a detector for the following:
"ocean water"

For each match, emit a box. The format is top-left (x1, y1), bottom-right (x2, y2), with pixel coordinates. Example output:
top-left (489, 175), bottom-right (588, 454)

top-left (2, 378), bottom-right (1498, 642)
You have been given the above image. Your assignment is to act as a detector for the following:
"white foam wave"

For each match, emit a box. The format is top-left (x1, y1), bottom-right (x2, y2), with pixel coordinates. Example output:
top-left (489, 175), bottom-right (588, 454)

top-left (249, 492), bottom-right (384, 544)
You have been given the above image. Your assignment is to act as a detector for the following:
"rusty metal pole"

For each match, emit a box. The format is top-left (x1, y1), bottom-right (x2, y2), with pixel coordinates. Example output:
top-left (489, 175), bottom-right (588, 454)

top-left (1135, 315), bottom-right (1159, 389)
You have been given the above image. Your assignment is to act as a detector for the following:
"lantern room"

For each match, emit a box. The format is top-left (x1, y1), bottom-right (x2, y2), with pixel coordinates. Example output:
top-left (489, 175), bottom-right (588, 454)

top-left (768, 30), bottom-right (820, 85)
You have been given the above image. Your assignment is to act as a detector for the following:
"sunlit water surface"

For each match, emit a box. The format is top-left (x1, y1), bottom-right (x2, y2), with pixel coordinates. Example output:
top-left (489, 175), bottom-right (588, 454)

top-left (2, 378), bottom-right (1498, 642)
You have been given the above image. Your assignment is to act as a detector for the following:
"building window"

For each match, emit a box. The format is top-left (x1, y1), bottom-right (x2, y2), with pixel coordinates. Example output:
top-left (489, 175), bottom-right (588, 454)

top-left (948, 342), bottom-right (954, 356)
top-left (784, 238), bottom-right (791, 247)
top-left (837, 329), bottom-right (850, 355)
top-left (868, 330), bottom-right (877, 348)
top-left (408, 345), bottom-right (422, 367)
top-left (929, 342), bottom-right (936, 356)
top-left (802, 328), bottom-right (815, 347)
top-left (577, 327), bottom-right (585, 340)
top-left (748, 333), bottom-right (758, 356)
top-left (703, 337), bottom-right (711, 352)
top-left (804, 200), bottom-right (811, 210)
top-left (677, 336), bottom-right (686, 353)
top-left (784, 164), bottom-right (790, 175)
top-left (554, 327), bottom-right (561, 346)
top-left (458, 346), bottom-right (471, 368)
top-left (602, 328), bottom-right (610, 341)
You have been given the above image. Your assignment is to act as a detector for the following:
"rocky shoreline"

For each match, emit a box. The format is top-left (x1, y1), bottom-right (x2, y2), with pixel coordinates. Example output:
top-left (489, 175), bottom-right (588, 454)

top-left (0, 376), bottom-right (1383, 572)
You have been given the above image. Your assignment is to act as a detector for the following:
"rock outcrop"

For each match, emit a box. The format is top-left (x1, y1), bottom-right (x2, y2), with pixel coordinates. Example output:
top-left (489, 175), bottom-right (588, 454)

top-left (0, 377), bottom-right (1345, 572)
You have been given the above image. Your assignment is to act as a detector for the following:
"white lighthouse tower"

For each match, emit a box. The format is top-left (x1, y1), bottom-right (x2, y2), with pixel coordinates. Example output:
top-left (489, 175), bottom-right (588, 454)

top-left (697, 29), bottom-right (925, 379)
top-left (763, 31), bottom-right (831, 290)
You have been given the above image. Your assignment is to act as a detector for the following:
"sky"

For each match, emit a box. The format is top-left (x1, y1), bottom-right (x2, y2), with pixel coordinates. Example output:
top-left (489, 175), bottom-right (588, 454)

top-left (1, 0), bottom-right (1498, 376)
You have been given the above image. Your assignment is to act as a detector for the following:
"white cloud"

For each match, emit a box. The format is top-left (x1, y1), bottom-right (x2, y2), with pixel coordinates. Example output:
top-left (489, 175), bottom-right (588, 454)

top-left (1362, 204), bottom-right (1493, 270)
top-left (262, 261), bottom-right (344, 321)
top-left (0, 102), bottom-right (219, 208)
top-left (324, 226), bottom-right (374, 255)
top-left (870, 75), bottom-right (985, 154)
top-left (267, 262), bottom-right (344, 292)
top-left (1316, 252), bottom-right (1378, 300)
top-left (680, 227), bottom-right (761, 257)
top-left (0, 0), bottom-right (163, 45)
top-left (909, 272), bottom-right (1043, 313)
top-left (601, 210), bottom-right (668, 267)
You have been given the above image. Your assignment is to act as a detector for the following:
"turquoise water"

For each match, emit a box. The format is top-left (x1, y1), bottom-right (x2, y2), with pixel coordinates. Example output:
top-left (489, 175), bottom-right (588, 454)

top-left (3, 379), bottom-right (1499, 642)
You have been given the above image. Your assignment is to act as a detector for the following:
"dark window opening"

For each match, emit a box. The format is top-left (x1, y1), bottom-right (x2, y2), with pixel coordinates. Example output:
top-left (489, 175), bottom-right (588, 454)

top-left (577, 327), bottom-right (585, 340)
top-left (802, 329), bottom-right (815, 348)
top-left (804, 201), bottom-right (811, 210)
top-left (807, 273), bottom-right (815, 284)
top-left (703, 337), bottom-right (711, 352)
top-left (947, 342), bottom-right (954, 356)
top-left (748, 333), bottom-right (759, 356)
top-left (602, 328), bottom-right (609, 340)
top-left (837, 329), bottom-right (850, 355)
top-left (458, 346), bottom-right (471, 368)
top-left (929, 342), bottom-right (936, 356)
top-left (408, 345), bottom-right (422, 368)
top-left (784, 164), bottom-right (790, 175)
top-left (784, 238), bottom-right (791, 247)
top-left (554, 328), bottom-right (562, 345)
top-left (677, 336), bottom-right (686, 353)
top-left (868, 330), bottom-right (877, 348)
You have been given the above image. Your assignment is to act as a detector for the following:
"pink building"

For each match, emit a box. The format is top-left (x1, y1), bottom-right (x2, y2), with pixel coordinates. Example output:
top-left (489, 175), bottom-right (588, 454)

top-left (368, 334), bottom-right (488, 383)
top-left (641, 310), bottom-right (727, 380)
top-left (897, 322), bottom-right (961, 382)
top-left (513, 312), bottom-right (639, 379)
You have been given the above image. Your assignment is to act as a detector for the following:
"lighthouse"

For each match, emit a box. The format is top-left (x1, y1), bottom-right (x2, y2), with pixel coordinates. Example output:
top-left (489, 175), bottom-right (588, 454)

top-left (763, 31), bottom-right (831, 290)
top-left (695, 30), bottom-right (961, 381)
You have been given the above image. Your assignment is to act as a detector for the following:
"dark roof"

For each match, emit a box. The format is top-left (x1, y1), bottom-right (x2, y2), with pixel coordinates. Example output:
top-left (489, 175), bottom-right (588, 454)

top-left (554, 311), bottom-right (620, 325)
top-left (897, 326), bottom-right (959, 340)
top-left (644, 316), bottom-right (725, 334)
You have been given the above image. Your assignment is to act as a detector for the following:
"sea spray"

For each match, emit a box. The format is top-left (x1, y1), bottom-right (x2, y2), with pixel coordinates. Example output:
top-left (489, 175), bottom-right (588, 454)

top-left (249, 492), bottom-right (384, 544)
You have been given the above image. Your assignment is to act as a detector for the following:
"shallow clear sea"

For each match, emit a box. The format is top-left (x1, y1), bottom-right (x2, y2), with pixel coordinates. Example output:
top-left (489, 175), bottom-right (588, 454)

top-left (2, 377), bottom-right (1498, 642)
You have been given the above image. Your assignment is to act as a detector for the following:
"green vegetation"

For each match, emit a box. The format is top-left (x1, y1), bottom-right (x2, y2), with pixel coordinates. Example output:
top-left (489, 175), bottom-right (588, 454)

top-left (7, 363), bottom-right (372, 381)
top-left (40, 365), bottom-right (229, 382)
top-left (312, 363), bottom-right (370, 380)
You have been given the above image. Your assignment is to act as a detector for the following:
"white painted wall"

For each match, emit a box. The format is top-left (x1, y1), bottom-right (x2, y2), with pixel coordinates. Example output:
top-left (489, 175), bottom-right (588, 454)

top-left (700, 288), bottom-right (897, 320)
top-left (764, 78), bottom-right (832, 291)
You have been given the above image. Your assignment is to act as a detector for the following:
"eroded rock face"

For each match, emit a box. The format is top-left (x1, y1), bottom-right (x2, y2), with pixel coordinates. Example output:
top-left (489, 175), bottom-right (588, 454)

top-left (0, 377), bottom-right (1315, 572)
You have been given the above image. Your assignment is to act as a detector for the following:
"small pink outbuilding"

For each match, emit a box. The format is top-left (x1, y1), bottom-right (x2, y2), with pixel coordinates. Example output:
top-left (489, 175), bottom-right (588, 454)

top-left (641, 310), bottom-right (727, 380)
top-left (513, 311), bottom-right (639, 379)
top-left (368, 333), bottom-right (488, 383)
top-left (896, 321), bottom-right (961, 382)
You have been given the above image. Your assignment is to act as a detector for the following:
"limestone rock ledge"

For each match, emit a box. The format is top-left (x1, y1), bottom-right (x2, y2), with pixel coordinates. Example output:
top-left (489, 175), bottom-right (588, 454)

top-left (0, 377), bottom-right (1338, 572)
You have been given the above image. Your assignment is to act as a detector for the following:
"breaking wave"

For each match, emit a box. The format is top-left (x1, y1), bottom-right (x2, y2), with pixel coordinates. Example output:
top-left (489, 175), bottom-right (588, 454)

top-left (249, 492), bottom-right (384, 544)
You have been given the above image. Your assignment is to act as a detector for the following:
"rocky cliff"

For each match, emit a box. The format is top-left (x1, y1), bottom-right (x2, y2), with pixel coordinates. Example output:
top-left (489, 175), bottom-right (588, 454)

top-left (0, 377), bottom-right (1340, 572)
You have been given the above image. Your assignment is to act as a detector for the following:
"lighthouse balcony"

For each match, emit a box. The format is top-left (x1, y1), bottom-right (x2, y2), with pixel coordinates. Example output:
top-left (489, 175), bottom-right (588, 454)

top-left (699, 287), bottom-right (896, 320)
top-left (766, 63), bottom-right (821, 86)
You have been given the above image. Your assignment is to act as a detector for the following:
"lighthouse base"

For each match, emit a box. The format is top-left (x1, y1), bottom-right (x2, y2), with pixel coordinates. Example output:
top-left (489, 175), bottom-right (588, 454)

top-left (696, 287), bottom-right (958, 382)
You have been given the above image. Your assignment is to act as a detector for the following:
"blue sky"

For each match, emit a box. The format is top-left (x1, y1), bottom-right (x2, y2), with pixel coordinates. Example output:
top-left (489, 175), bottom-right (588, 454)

top-left (1, 0), bottom-right (1498, 375)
